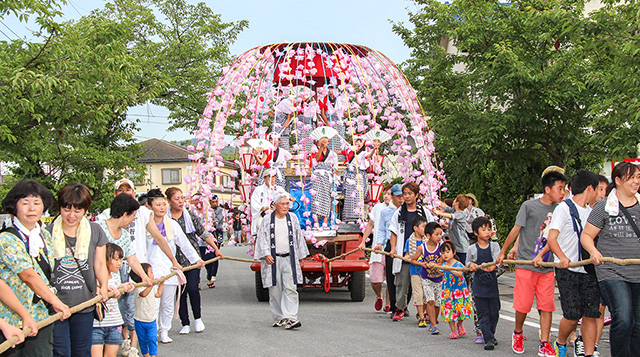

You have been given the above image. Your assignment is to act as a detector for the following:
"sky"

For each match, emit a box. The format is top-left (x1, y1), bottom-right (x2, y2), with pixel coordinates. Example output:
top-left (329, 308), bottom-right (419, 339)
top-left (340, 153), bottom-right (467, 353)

top-left (3, 0), bottom-right (419, 142)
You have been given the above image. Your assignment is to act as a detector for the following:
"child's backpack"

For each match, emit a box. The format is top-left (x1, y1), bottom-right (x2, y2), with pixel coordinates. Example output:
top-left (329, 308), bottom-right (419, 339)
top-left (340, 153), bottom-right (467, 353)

top-left (532, 213), bottom-right (553, 262)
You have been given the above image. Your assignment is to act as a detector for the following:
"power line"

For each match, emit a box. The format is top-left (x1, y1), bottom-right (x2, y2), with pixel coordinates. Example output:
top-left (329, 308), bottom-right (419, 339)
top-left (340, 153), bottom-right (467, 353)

top-left (0, 21), bottom-right (21, 40)
top-left (67, 1), bottom-right (84, 17)
top-left (0, 28), bottom-right (13, 41)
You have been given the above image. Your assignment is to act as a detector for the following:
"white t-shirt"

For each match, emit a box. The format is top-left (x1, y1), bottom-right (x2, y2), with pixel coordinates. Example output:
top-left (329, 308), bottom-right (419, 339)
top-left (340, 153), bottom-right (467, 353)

top-left (548, 199), bottom-right (591, 274)
top-left (134, 286), bottom-right (158, 323)
top-left (274, 217), bottom-right (289, 254)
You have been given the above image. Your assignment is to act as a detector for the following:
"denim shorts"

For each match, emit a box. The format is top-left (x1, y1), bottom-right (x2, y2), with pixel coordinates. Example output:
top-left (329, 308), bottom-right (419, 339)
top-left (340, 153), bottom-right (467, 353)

top-left (92, 326), bottom-right (123, 346)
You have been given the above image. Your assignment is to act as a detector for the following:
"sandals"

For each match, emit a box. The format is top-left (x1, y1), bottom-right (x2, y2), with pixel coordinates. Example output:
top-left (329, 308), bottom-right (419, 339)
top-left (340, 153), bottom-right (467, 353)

top-left (449, 331), bottom-right (459, 339)
top-left (207, 281), bottom-right (215, 288)
top-left (431, 326), bottom-right (440, 335)
top-left (457, 325), bottom-right (467, 336)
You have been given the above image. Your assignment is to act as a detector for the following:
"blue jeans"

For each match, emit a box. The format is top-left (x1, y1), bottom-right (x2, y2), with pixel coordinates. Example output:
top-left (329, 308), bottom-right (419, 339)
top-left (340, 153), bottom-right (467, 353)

top-left (599, 279), bottom-right (640, 357)
top-left (134, 320), bottom-right (157, 356)
top-left (53, 311), bottom-right (94, 357)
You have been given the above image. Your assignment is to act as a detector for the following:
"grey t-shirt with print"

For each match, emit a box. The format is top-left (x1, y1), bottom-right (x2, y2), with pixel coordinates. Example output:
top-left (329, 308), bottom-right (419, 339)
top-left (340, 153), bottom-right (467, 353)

top-left (48, 222), bottom-right (108, 313)
top-left (587, 200), bottom-right (640, 283)
top-left (515, 199), bottom-right (557, 273)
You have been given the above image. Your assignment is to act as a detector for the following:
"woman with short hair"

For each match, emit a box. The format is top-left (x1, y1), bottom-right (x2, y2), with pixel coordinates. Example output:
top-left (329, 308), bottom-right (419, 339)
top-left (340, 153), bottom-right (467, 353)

top-left (46, 183), bottom-right (110, 357)
top-left (0, 180), bottom-right (71, 356)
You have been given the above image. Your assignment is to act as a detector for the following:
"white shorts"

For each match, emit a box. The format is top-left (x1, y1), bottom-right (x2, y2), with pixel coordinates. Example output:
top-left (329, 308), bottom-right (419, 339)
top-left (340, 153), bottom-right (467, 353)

top-left (421, 279), bottom-right (442, 307)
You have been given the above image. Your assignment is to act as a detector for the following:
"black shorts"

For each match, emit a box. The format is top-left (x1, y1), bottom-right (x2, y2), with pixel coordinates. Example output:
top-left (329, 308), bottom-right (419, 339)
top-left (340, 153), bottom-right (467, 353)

top-left (555, 268), bottom-right (601, 321)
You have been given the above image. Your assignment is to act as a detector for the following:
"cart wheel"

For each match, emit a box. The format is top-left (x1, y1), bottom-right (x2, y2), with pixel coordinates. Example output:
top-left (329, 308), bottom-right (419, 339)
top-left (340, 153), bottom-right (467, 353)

top-left (255, 271), bottom-right (269, 302)
top-left (349, 271), bottom-right (365, 302)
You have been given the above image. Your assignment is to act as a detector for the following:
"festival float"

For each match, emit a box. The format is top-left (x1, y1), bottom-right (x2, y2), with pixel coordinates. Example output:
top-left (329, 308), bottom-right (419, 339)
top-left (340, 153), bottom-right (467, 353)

top-left (187, 42), bottom-right (445, 301)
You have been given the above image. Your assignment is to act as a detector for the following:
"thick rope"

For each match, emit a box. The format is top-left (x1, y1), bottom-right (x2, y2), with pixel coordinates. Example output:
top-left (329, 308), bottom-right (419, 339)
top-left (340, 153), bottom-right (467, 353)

top-left (0, 256), bottom-right (224, 354)
top-left (4, 247), bottom-right (639, 353)
top-left (361, 247), bottom-right (640, 272)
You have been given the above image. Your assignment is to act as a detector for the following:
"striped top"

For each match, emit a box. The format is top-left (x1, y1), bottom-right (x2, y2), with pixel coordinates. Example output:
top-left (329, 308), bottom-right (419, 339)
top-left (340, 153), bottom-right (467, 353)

top-left (93, 272), bottom-right (124, 327)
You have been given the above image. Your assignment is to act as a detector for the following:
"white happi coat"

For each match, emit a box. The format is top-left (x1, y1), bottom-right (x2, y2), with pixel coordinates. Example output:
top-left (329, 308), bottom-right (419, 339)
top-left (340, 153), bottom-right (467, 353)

top-left (250, 183), bottom-right (288, 236)
top-left (254, 212), bottom-right (309, 288)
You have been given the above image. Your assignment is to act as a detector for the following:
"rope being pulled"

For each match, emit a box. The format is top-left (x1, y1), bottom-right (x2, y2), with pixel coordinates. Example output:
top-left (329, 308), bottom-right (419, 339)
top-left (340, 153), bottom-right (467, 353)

top-left (0, 256), bottom-right (223, 354)
top-left (361, 247), bottom-right (640, 272)
top-left (3, 247), bottom-right (639, 353)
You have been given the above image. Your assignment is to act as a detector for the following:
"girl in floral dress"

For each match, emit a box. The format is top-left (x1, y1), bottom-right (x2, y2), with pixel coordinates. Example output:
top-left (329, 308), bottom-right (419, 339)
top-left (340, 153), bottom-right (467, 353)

top-left (440, 241), bottom-right (473, 339)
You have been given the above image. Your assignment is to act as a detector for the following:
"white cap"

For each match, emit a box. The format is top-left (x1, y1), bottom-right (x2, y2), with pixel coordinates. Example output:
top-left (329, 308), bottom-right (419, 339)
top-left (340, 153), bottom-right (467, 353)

top-left (114, 178), bottom-right (135, 192)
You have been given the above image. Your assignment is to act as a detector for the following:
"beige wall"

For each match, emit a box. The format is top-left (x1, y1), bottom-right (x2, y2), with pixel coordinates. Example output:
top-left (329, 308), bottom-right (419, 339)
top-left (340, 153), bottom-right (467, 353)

top-left (133, 161), bottom-right (241, 205)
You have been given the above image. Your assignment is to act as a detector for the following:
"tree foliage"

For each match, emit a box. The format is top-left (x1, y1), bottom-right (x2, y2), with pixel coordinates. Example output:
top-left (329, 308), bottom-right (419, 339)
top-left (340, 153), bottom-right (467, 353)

top-left (393, 0), bottom-right (619, 239)
top-left (0, 0), bottom-right (247, 210)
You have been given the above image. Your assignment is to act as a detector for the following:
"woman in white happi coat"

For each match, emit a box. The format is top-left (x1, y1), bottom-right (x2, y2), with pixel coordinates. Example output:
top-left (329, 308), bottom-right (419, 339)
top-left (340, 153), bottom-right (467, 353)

top-left (250, 170), bottom-right (289, 237)
top-left (309, 131), bottom-right (338, 229)
top-left (340, 138), bottom-right (372, 223)
top-left (254, 193), bottom-right (309, 328)
top-left (144, 189), bottom-right (203, 344)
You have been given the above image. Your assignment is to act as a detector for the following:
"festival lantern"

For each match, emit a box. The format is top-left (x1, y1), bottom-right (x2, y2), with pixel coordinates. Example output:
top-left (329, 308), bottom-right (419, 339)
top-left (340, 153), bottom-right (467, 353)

top-left (366, 183), bottom-right (385, 203)
top-left (239, 183), bottom-right (252, 202)
top-left (241, 152), bottom-right (254, 173)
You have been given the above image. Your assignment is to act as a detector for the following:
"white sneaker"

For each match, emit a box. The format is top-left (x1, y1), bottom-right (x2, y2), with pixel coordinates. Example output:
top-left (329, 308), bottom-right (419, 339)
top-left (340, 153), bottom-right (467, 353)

top-left (159, 330), bottom-right (173, 344)
top-left (194, 318), bottom-right (205, 333)
top-left (179, 325), bottom-right (190, 335)
top-left (128, 347), bottom-right (140, 357)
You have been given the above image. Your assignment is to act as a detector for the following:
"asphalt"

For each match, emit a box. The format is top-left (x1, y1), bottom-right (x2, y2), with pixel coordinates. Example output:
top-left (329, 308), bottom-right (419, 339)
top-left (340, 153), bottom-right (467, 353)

top-left (136, 245), bottom-right (611, 357)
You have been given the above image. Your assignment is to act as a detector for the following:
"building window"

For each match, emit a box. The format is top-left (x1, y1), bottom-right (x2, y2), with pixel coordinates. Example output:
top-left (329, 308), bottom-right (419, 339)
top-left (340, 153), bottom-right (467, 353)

top-left (162, 168), bottom-right (181, 185)
top-left (221, 175), bottom-right (228, 187)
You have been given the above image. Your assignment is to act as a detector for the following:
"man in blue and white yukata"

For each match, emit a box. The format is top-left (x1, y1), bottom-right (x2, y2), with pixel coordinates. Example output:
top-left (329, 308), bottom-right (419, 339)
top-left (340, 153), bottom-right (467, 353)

top-left (255, 193), bottom-right (309, 330)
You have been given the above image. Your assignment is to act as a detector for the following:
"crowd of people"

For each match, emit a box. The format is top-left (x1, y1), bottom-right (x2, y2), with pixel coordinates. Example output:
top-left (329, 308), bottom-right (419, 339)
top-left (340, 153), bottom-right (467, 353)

top-left (356, 165), bottom-right (639, 357)
top-left (1, 160), bottom-right (640, 357)
top-left (0, 179), bottom-right (231, 357)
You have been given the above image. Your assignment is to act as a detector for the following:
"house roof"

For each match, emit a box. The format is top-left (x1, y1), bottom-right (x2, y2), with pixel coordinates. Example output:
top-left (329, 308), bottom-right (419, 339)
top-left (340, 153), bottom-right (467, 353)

top-left (138, 138), bottom-right (191, 163)
top-left (137, 138), bottom-right (240, 168)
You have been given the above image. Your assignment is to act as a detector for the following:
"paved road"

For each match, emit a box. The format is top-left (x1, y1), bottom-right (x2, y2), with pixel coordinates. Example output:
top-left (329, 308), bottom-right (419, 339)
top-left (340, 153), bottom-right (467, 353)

top-left (155, 245), bottom-right (610, 357)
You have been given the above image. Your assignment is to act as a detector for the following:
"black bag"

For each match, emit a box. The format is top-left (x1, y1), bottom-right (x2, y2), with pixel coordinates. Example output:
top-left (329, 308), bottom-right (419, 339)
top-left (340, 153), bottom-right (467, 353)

top-left (64, 237), bottom-right (104, 320)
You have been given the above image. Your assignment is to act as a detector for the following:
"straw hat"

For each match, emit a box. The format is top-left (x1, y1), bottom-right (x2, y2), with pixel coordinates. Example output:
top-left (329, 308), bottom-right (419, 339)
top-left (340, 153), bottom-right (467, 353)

top-left (466, 193), bottom-right (479, 207)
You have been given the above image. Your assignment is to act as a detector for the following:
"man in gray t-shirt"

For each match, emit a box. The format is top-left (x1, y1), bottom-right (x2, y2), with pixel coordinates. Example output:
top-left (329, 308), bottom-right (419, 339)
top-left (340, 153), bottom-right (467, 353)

top-left (496, 169), bottom-right (567, 355)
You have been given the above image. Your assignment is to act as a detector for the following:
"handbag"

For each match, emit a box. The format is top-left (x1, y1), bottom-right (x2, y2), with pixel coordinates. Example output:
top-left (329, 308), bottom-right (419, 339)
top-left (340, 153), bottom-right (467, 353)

top-left (64, 237), bottom-right (105, 321)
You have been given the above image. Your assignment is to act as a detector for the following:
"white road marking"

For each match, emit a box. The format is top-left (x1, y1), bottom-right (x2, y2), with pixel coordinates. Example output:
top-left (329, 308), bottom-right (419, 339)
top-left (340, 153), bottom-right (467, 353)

top-left (500, 314), bottom-right (559, 332)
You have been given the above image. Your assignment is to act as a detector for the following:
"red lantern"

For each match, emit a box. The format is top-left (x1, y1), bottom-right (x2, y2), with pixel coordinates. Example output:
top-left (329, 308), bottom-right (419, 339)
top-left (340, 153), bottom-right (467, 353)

top-left (239, 183), bottom-right (253, 202)
top-left (367, 183), bottom-right (384, 202)
top-left (241, 152), bottom-right (255, 173)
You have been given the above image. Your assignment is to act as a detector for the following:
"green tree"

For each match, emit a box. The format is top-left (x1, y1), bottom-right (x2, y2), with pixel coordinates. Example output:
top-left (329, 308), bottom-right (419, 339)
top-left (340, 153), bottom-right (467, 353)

top-left (583, 0), bottom-right (640, 159)
top-left (0, 0), bottom-right (247, 210)
top-left (393, 0), bottom-right (605, 240)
